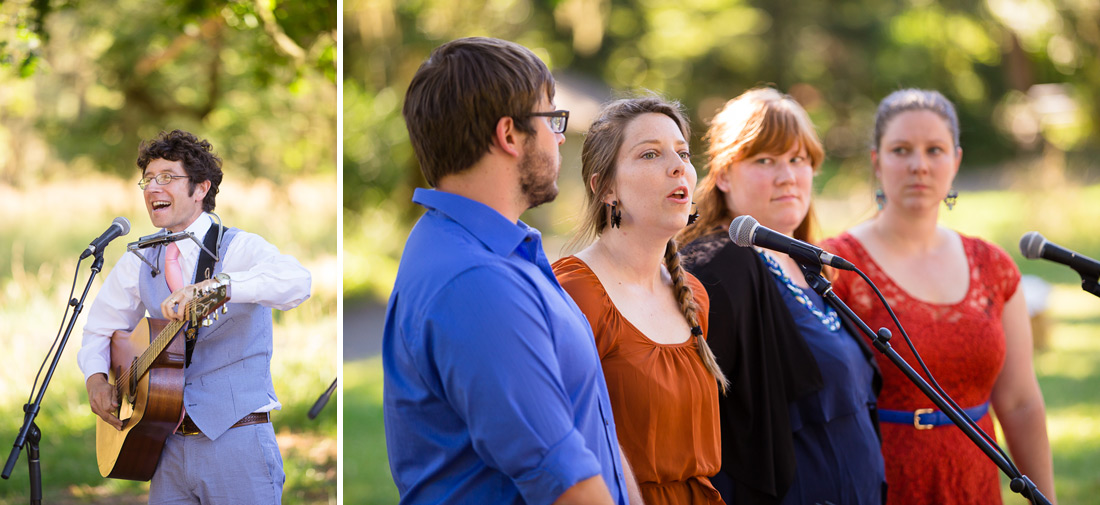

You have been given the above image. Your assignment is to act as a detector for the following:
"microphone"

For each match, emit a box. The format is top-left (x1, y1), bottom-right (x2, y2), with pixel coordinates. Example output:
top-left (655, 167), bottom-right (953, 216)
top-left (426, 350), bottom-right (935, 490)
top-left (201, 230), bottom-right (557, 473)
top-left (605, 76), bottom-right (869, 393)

top-left (729, 215), bottom-right (855, 271)
top-left (80, 217), bottom-right (131, 259)
top-left (1020, 231), bottom-right (1100, 280)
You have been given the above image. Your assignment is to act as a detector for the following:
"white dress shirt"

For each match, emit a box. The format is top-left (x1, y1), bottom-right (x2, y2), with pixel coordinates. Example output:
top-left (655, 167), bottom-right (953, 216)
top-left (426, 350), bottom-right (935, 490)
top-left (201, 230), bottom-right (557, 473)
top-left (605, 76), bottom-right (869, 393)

top-left (77, 213), bottom-right (312, 392)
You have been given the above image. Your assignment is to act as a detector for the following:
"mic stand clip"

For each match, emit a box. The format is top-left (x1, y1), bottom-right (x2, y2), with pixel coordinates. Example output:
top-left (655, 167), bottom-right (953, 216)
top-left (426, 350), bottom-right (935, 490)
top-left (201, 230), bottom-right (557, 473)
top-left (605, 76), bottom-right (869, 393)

top-left (1080, 278), bottom-right (1100, 298)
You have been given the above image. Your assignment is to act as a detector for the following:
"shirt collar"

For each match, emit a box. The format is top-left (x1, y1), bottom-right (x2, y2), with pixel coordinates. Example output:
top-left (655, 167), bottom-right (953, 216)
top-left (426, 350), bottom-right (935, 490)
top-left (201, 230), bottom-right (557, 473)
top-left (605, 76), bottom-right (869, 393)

top-left (412, 188), bottom-right (537, 257)
top-left (171, 213), bottom-right (213, 257)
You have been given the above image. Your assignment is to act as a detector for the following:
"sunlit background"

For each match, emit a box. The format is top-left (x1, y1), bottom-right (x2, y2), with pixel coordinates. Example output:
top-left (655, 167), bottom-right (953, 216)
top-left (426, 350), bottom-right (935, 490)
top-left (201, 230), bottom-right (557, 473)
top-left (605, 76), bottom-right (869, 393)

top-left (344, 0), bottom-right (1100, 503)
top-left (0, 1), bottom-right (337, 503)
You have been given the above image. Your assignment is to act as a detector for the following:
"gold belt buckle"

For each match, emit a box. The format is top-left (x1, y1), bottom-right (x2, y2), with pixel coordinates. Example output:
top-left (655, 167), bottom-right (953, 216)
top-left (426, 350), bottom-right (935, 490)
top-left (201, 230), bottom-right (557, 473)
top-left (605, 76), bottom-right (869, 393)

top-left (913, 408), bottom-right (934, 430)
top-left (178, 417), bottom-right (203, 436)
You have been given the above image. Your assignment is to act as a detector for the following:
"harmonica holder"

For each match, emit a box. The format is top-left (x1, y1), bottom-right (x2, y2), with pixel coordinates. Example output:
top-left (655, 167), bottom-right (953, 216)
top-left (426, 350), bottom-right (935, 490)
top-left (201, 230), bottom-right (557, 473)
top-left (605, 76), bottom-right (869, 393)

top-left (125, 213), bottom-right (223, 275)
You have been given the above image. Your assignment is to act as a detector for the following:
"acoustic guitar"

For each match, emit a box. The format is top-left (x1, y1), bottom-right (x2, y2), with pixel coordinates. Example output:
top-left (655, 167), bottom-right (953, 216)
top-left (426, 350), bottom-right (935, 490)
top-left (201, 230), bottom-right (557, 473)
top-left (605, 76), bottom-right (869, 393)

top-left (95, 279), bottom-right (230, 481)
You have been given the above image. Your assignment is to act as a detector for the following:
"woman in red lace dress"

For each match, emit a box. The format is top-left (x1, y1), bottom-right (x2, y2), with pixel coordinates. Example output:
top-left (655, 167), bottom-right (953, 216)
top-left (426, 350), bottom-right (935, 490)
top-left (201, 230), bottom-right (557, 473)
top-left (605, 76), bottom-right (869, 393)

top-left (822, 89), bottom-right (1056, 504)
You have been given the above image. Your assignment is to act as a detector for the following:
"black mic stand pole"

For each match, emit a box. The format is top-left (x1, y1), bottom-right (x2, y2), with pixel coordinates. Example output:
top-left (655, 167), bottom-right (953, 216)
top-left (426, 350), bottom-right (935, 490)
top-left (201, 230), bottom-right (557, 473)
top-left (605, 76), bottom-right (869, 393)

top-left (308, 378), bottom-right (337, 420)
top-left (796, 261), bottom-right (1052, 505)
top-left (3, 252), bottom-right (106, 504)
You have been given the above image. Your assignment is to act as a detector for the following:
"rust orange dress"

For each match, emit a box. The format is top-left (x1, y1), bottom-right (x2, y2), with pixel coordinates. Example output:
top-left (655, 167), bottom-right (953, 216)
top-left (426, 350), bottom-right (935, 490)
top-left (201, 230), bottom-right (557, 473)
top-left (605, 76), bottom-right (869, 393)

top-left (554, 256), bottom-right (724, 505)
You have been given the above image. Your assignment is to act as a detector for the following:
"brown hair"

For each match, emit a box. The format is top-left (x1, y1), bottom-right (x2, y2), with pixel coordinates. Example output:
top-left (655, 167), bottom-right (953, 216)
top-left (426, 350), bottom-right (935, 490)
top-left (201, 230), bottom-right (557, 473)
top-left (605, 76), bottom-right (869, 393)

top-left (137, 129), bottom-right (222, 212)
top-left (676, 88), bottom-right (824, 246)
top-left (402, 37), bottom-right (555, 186)
top-left (571, 96), bottom-right (729, 393)
top-left (872, 88), bottom-right (960, 151)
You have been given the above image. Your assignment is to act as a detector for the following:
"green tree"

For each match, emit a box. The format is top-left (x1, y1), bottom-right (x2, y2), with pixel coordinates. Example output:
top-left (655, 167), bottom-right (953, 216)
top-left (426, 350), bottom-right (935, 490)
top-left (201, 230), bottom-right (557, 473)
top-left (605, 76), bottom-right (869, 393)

top-left (344, 0), bottom-right (1100, 298)
top-left (1, 0), bottom-right (336, 185)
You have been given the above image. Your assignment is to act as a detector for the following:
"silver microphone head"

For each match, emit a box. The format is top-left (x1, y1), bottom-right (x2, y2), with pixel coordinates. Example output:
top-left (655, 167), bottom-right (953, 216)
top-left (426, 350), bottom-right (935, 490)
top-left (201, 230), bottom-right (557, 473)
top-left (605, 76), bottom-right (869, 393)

top-left (728, 215), bottom-right (758, 247)
top-left (113, 216), bottom-right (132, 236)
top-left (1020, 231), bottom-right (1045, 260)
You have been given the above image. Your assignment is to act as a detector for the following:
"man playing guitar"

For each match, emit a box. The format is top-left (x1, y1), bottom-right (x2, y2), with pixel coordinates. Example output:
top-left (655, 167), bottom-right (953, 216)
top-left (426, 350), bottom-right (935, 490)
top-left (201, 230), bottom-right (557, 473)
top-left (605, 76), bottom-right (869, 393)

top-left (77, 130), bottom-right (311, 503)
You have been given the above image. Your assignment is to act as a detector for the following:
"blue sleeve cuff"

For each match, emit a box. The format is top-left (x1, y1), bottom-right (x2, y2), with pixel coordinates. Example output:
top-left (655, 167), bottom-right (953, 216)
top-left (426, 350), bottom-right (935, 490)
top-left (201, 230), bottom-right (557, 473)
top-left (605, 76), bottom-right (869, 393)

top-left (513, 427), bottom-right (604, 505)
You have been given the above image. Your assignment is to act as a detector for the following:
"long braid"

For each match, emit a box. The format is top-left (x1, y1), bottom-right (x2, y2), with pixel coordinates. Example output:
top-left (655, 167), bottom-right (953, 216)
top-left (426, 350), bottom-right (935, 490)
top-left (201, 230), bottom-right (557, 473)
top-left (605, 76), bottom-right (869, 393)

top-left (665, 239), bottom-right (729, 394)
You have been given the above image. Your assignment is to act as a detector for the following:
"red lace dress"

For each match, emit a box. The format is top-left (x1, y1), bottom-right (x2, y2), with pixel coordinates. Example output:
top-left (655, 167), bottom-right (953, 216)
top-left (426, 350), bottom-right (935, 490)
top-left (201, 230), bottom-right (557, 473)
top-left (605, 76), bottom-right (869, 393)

top-left (822, 232), bottom-right (1020, 505)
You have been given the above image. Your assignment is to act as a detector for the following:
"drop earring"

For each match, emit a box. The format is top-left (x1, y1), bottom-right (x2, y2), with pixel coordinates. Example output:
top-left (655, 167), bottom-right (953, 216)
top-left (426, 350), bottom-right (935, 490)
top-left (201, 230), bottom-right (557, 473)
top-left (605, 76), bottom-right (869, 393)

top-left (944, 189), bottom-right (958, 210)
top-left (687, 202), bottom-right (700, 225)
top-left (875, 189), bottom-right (886, 211)
top-left (607, 200), bottom-right (622, 228)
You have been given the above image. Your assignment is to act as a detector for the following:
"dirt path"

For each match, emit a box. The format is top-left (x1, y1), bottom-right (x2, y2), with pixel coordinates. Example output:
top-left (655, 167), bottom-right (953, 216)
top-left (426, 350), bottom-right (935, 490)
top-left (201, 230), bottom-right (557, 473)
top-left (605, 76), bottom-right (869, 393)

top-left (344, 298), bottom-right (386, 362)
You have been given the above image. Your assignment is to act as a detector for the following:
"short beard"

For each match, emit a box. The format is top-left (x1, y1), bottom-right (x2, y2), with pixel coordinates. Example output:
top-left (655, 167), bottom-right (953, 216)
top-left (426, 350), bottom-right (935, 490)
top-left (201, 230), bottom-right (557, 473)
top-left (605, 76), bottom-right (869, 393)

top-left (518, 137), bottom-right (559, 209)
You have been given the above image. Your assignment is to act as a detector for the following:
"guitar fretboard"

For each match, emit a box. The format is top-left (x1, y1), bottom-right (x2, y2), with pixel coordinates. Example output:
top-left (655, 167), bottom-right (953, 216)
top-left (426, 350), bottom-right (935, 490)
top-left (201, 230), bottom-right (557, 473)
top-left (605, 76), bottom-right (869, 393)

top-left (113, 289), bottom-right (221, 398)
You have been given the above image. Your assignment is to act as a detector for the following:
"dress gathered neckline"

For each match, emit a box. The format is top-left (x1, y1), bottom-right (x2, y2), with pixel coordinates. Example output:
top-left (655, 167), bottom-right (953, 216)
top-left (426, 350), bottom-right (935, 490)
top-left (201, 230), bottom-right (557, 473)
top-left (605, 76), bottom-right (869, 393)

top-left (559, 255), bottom-right (696, 348)
top-left (837, 232), bottom-right (976, 308)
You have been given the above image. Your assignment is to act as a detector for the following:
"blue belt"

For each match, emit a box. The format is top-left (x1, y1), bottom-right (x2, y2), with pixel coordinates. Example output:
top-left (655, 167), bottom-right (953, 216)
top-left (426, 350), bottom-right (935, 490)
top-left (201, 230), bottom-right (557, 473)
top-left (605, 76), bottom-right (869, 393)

top-left (879, 401), bottom-right (990, 430)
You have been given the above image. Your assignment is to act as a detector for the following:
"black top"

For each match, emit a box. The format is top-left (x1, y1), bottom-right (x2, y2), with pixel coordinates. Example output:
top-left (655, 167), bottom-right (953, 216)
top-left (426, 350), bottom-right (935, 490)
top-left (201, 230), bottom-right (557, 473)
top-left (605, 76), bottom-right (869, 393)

top-left (680, 231), bottom-right (881, 504)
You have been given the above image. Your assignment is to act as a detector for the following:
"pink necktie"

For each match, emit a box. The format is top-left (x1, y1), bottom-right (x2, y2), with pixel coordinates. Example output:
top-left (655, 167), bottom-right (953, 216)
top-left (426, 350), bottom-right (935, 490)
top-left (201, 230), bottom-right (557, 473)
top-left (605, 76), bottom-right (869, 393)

top-left (165, 242), bottom-right (184, 293)
top-left (165, 241), bottom-right (190, 432)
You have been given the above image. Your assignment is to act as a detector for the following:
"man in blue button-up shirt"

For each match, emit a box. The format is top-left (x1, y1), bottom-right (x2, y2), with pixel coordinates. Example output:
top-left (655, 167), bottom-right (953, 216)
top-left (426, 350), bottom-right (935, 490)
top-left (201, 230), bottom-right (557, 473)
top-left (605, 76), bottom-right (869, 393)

top-left (381, 37), bottom-right (631, 504)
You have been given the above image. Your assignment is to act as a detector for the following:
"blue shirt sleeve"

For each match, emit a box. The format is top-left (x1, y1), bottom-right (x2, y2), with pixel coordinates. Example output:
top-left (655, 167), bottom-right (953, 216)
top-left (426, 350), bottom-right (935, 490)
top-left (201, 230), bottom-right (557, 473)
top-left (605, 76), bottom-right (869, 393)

top-left (411, 264), bottom-right (605, 505)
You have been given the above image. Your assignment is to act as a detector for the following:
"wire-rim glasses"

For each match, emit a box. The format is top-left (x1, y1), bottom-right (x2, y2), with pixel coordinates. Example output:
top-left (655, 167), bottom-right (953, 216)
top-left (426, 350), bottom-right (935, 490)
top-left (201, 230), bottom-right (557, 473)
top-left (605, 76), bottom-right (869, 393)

top-left (138, 173), bottom-right (189, 190)
top-left (526, 110), bottom-right (569, 134)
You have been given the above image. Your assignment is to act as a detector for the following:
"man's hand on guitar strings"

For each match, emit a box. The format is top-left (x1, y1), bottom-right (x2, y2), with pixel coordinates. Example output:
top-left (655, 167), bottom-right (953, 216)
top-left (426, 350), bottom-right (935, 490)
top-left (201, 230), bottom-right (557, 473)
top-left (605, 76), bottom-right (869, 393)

top-left (161, 277), bottom-right (223, 322)
top-left (86, 373), bottom-right (123, 430)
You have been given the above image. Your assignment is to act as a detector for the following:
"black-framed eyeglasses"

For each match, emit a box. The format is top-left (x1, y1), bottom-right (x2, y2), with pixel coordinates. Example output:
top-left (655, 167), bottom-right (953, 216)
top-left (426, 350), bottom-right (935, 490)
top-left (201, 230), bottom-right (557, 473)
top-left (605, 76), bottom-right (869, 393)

top-left (138, 173), bottom-right (189, 190)
top-left (526, 110), bottom-right (569, 134)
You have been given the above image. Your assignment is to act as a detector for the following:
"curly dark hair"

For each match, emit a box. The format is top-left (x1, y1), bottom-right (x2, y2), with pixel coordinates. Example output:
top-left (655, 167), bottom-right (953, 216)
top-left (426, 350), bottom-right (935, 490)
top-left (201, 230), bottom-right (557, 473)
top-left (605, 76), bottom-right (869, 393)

top-left (137, 129), bottom-right (223, 212)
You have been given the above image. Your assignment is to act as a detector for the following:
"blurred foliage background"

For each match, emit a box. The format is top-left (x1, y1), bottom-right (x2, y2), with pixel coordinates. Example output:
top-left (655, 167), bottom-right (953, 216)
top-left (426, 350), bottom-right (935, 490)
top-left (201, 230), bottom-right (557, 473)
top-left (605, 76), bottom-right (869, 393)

top-left (344, 0), bottom-right (1100, 503)
top-left (1, 0), bottom-right (336, 184)
top-left (344, 0), bottom-right (1100, 300)
top-left (0, 0), bottom-right (336, 503)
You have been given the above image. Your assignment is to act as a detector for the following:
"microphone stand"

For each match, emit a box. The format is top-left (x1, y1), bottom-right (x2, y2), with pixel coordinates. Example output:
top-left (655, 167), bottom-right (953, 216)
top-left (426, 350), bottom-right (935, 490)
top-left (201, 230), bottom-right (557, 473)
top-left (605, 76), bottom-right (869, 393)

top-left (1080, 278), bottom-right (1100, 299)
top-left (796, 261), bottom-right (1052, 505)
top-left (308, 378), bottom-right (337, 420)
top-left (2, 252), bottom-right (106, 504)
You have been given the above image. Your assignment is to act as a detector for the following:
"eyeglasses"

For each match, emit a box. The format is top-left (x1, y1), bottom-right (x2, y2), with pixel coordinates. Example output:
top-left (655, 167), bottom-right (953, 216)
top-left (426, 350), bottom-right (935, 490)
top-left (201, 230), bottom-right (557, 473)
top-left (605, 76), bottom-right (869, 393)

top-left (138, 173), bottom-right (189, 190)
top-left (526, 110), bottom-right (569, 134)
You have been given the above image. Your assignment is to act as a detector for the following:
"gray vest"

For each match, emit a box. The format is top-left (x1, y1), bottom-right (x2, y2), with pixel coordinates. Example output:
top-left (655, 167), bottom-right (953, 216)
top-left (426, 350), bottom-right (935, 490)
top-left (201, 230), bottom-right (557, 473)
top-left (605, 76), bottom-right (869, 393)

top-left (138, 227), bottom-right (277, 441)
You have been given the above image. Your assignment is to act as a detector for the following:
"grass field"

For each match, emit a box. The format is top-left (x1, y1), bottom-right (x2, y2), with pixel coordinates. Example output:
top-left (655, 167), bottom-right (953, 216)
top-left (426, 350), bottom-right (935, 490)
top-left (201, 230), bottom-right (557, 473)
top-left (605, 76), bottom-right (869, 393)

top-left (343, 182), bottom-right (1100, 504)
top-left (344, 284), bottom-right (1100, 504)
top-left (343, 357), bottom-right (399, 504)
top-left (0, 175), bottom-right (337, 504)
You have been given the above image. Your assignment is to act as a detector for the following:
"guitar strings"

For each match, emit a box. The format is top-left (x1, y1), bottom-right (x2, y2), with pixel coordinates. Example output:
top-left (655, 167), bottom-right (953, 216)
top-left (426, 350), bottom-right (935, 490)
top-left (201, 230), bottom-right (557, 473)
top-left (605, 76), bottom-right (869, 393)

top-left (112, 296), bottom-right (202, 401)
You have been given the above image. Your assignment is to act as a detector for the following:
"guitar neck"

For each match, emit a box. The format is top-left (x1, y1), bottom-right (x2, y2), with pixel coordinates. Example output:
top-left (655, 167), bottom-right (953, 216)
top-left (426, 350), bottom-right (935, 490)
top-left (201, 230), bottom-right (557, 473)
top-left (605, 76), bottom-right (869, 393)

top-left (112, 280), bottom-right (229, 397)
top-left (132, 318), bottom-right (188, 380)
top-left (115, 301), bottom-right (195, 397)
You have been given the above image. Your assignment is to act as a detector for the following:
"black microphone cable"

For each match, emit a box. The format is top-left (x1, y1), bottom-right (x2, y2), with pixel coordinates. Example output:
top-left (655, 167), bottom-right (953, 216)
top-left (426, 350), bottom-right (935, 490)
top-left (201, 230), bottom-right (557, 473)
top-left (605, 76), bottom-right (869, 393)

top-left (27, 258), bottom-right (84, 406)
top-left (848, 265), bottom-right (1020, 477)
top-left (730, 214), bottom-right (1019, 475)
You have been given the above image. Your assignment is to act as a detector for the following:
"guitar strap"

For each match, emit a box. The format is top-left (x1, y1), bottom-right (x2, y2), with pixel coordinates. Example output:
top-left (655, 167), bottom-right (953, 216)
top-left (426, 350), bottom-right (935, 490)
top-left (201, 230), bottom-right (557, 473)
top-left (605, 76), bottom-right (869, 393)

top-left (184, 223), bottom-right (226, 367)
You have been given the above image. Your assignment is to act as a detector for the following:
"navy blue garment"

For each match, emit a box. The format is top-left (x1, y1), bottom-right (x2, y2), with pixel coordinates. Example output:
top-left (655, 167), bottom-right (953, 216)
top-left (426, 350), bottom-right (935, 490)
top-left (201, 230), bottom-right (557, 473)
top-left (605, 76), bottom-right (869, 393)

top-left (769, 275), bottom-right (886, 505)
top-left (383, 188), bottom-right (627, 505)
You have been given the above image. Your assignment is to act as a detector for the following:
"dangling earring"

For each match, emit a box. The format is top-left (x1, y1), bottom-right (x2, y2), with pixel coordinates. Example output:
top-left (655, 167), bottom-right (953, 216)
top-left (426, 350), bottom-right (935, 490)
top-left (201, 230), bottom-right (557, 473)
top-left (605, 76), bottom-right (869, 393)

top-left (944, 189), bottom-right (958, 210)
top-left (607, 200), bottom-right (622, 228)
top-left (687, 202), bottom-right (700, 225)
top-left (875, 189), bottom-right (886, 211)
